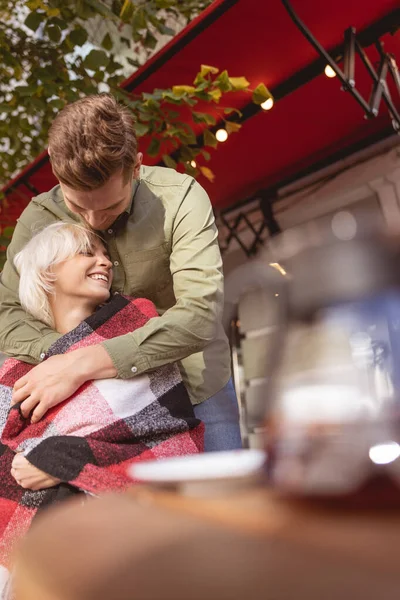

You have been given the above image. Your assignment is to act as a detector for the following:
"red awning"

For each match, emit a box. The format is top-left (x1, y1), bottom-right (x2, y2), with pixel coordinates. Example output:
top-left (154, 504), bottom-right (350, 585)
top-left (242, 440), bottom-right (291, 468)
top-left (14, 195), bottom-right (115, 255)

top-left (2, 0), bottom-right (399, 226)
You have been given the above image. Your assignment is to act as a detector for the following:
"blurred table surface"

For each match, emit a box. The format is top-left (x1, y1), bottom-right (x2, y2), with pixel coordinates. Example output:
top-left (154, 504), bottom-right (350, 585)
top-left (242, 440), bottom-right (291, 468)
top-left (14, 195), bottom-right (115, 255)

top-left (126, 483), bottom-right (400, 600)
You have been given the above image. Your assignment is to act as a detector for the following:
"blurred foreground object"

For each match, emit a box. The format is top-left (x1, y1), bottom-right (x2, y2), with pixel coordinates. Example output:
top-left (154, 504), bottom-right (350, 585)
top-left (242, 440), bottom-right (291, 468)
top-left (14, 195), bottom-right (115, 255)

top-left (226, 207), bottom-right (400, 501)
top-left (13, 488), bottom-right (400, 600)
top-left (266, 211), bottom-right (400, 502)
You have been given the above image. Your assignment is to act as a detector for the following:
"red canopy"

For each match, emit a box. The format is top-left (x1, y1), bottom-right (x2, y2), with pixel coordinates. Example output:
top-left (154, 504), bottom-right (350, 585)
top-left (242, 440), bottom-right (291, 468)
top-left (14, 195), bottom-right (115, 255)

top-left (2, 0), bottom-right (399, 227)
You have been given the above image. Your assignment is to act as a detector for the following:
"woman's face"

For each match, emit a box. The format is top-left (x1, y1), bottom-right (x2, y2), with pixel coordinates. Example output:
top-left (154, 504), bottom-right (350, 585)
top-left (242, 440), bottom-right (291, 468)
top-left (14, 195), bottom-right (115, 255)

top-left (50, 238), bottom-right (113, 307)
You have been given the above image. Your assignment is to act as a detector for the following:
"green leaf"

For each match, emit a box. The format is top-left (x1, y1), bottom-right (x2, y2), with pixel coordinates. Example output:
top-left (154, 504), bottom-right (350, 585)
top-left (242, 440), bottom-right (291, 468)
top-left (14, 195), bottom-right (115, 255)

top-left (46, 24), bottom-right (61, 43)
top-left (134, 121), bottom-right (150, 137)
top-left (201, 149), bottom-right (211, 161)
top-left (224, 107), bottom-right (242, 116)
top-left (120, 0), bottom-right (134, 21)
top-left (144, 31), bottom-right (157, 50)
top-left (13, 64), bottom-right (23, 80)
top-left (49, 17), bottom-right (68, 30)
top-left (143, 94), bottom-right (160, 110)
top-left (216, 70), bottom-right (231, 92)
top-left (46, 7), bottom-right (60, 17)
top-left (83, 49), bottom-right (110, 70)
top-left (69, 27), bottom-right (88, 46)
top-left (14, 85), bottom-right (37, 97)
top-left (106, 59), bottom-right (123, 74)
top-left (179, 129), bottom-right (197, 145)
top-left (126, 57), bottom-right (140, 68)
top-left (228, 76), bottom-right (250, 90)
top-left (200, 65), bottom-right (219, 77)
top-left (155, 0), bottom-right (177, 9)
top-left (30, 97), bottom-right (46, 110)
top-left (194, 80), bottom-right (209, 92)
top-left (162, 91), bottom-right (183, 104)
top-left (24, 11), bottom-right (45, 32)
top-left (193, 72), bottom-right (205, 86)
top-left (147, 138), bottom-right (161, 157)
top-left (101, 33), bottom-right (113, 51)
top-left (209, 88), bottom-right (222, 102)
top-left (49, 98), bottom-right (65, 109)
top-left (178, 146), bottom-right (196, 162)
top-left (203, 129), bottom-right (218, 148)
top-left (192, 111), bottom-right (216, 126)
top-left (162, 155), bottom-right (177, 170)
top-left (226, 121), bottom-right (242, 134)
top-left (172, 85), bottom-right (196, 96)
top-left (252, 83), bottom-right (272, 105)
top-left (26, 0), bottom-right (45, 10)
top-left (132, 7), bottom-right (147, 30)
top-left (158, 24), bottom-right (175, 36)
top-left (93, 70), bottom-right (105, 82)
top-left (0, 105), bottom-right (15, 114)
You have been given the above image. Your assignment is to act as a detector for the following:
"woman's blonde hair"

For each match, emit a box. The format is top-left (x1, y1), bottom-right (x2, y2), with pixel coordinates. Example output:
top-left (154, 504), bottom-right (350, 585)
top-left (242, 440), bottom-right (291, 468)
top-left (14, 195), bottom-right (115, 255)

top-left (14, 222), bottom-right (99, 327)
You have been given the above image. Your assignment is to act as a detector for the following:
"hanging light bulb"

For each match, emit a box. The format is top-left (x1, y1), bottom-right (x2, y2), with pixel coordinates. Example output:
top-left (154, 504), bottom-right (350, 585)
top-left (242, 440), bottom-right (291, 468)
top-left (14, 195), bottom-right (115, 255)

top-left (216, 128), bottom-right (228, 143)
top-left (261, 97), bottom-right (274, 111)
top-left (324, 65), bottom-right (336, 78)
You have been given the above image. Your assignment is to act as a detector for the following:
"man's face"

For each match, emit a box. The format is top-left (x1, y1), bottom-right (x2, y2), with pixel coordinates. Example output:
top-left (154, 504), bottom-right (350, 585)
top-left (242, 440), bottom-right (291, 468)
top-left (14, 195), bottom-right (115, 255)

top-left (60, 154), bottom-right (142, 231)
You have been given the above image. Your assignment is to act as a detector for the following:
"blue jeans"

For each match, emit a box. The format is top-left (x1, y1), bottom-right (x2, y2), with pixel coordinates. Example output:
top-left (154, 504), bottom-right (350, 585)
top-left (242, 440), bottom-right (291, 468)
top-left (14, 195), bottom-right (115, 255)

top-left (193, 379), bottom-right (242, 452)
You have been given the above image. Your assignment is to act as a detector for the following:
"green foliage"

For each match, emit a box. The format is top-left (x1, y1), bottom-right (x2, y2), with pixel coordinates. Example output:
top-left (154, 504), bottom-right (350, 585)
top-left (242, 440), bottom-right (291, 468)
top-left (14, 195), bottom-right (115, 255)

top-left (252, 83), bottom-right (272, 105)
top-left (0, 0), bottom-right (214, 185)
top-left (0, 0), bottom-right (273, 256)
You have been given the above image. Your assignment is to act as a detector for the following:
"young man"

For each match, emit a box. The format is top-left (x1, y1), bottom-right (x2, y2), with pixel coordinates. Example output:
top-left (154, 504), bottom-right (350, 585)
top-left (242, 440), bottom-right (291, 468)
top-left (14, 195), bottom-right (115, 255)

top-left (0, 94), bottom-right (241, 452)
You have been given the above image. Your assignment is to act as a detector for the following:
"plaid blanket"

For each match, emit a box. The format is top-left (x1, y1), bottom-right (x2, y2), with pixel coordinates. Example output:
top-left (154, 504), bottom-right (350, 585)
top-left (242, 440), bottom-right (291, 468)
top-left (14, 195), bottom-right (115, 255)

top-left (0, 294), bottom-right (203, 587)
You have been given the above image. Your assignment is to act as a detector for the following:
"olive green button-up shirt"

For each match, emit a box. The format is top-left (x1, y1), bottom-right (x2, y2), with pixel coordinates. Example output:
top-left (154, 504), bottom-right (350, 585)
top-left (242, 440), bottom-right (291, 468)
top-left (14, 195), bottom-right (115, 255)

top-left (0, 165), bottom-right (231, 405)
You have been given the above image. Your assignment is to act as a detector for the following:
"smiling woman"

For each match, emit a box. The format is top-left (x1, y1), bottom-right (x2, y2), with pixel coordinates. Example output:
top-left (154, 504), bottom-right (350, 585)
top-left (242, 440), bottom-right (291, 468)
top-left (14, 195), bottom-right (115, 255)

top-left (14, 222), bottom-right (113, 330)
top-left (0, 222), bottom-right (203, 596)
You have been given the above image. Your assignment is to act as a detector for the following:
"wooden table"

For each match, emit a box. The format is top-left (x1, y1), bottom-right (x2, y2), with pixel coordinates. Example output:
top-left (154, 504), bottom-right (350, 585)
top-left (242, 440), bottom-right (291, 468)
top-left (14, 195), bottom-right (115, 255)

top-left (125, 483), bottom-right (400, 600)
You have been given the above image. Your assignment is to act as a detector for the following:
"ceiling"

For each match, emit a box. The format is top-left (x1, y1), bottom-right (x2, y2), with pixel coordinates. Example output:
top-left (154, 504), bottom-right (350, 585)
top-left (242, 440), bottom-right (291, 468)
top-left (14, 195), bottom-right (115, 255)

top-left (2, 0), bottom-right (399, 227)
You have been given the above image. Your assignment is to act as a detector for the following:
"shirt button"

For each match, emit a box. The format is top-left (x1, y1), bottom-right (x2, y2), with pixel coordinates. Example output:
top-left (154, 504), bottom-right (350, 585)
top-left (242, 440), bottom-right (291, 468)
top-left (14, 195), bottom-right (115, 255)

top-left (108, 229), bottom-right (113, 234)
top-left (131, 366), bottom-right (137, 374)
top-left (114, 261), bottom-right (119, 267)
top-left (40, 352), bottom-right (46, 360)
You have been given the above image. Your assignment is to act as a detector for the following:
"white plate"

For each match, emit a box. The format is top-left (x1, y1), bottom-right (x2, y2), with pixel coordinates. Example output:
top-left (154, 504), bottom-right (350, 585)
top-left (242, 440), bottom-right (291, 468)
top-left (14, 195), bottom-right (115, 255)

top-left (128, 449), bottom-right (266, 484)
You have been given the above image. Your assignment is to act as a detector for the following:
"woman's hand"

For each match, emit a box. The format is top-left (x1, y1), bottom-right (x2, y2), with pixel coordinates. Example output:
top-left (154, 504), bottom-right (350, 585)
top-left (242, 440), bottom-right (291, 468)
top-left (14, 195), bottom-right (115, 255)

top-left (11, 346), bottom-right (116, 423)
top-left (11, 453), bottom-right (61, 491)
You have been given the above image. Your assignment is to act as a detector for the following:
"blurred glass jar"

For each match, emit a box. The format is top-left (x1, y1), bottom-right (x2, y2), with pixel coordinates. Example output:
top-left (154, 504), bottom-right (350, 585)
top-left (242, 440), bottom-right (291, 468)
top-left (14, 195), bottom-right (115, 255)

top-left (266, 212), bottom-right (400, 502)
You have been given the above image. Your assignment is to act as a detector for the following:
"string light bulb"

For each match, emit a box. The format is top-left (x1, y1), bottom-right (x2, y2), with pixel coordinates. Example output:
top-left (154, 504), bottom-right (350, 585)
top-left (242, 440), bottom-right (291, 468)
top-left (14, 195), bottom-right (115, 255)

top-left (190, 160), bottom-right (197, 168)
top-left (261, 97), bottom-right (274, 111)
top-left (216, 128), bottom-right (228, 143)
top-left (324, 65), bottom-right (336, 78)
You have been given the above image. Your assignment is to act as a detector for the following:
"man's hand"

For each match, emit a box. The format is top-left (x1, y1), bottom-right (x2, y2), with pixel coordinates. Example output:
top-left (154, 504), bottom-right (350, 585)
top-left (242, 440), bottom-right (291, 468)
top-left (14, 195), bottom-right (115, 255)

top-left (11, 345), bottom-right (117, 423)
top-left (11, 453), bottom-right (61, 491)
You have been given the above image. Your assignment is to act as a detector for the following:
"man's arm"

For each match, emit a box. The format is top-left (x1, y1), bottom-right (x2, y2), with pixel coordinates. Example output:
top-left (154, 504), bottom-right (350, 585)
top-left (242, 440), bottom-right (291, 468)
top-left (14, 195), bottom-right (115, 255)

top-left (10, 180), bottom-right (225, 422)
top-left (102, 179), bottom-right (224, 378)
top-left (0, 215), bottom-right (61, 362)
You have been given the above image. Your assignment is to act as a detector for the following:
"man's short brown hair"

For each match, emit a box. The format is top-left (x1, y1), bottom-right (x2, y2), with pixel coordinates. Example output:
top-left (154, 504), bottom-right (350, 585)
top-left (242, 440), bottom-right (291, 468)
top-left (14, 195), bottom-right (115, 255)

top-left (48, 94), bottom-right (137, 191)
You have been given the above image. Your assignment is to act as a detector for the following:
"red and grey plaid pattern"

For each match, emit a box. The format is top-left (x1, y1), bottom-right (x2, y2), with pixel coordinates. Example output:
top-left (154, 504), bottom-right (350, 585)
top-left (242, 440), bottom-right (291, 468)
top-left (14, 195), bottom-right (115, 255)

top-left (0, 294), bottom-right (203, 584)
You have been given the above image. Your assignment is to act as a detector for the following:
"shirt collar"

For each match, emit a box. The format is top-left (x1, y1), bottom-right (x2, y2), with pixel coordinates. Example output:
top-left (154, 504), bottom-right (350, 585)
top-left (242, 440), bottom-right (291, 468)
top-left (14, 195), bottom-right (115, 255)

top-left (106, 178), bottom-right (140, 232)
